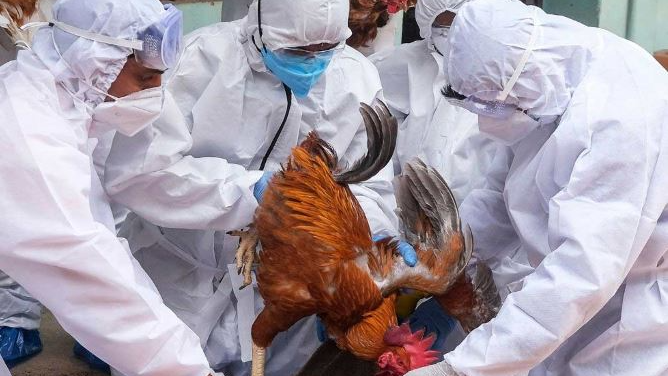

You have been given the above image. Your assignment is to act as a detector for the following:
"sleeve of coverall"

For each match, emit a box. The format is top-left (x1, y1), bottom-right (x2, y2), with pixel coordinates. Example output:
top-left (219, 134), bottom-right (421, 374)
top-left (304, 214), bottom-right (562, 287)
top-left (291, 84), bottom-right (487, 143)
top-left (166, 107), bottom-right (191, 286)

top-left (0, 114), bottom-right (213, 376)
top-left (370, 49), bottom-right (410, 175)
top-left (104, 89), bottom-right (263, 231)
top-left (443, 117), bottom-right (657, 376)
top-left (458, 146), bottom-right (519, 263)
top-left (345, 90), bottom-right (400, 237)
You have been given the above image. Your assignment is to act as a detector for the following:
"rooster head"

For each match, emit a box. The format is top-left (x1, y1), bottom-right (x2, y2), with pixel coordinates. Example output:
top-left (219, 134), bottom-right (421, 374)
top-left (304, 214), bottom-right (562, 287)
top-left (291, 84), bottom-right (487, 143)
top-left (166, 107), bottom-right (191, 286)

top-left (375, 323), bottom-right (440, 376)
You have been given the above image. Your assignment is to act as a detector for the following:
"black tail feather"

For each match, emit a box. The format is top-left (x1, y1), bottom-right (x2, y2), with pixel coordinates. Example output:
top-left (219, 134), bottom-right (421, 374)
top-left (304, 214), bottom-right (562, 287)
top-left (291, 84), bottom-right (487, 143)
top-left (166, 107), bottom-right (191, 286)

top-left (334, 100), bottom-right (398, 184)
top-left (396, 159), bottom-right (461, 249)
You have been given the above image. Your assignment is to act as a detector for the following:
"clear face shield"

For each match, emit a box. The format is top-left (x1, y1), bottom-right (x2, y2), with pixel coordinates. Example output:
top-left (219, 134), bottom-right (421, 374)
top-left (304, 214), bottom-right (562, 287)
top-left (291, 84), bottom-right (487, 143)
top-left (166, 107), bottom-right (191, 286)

top-left (22, 3), bottom-right (183, 71)
top-left (444, 8), bottom-right (540, 120)
top-left (134, 3), bottom-right (182, 71)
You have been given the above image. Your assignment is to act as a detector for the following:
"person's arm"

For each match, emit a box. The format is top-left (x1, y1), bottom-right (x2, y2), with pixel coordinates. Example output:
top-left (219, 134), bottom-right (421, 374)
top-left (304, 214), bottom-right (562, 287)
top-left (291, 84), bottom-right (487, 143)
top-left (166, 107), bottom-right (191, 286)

top-left (104, 89), bottom-right (263, 231)
top-left (409, 117), bottom-right (658, 376)
top-left (350, 163), bottom-right (400, 237)
top-left (105, 30), bottom-right (264, 232)
top-left (369, 47), bottom-right (411, 175)
top-left (0, 119), bottom-right (213, 376)
top-left (458, 146), bottom-right (520, 263)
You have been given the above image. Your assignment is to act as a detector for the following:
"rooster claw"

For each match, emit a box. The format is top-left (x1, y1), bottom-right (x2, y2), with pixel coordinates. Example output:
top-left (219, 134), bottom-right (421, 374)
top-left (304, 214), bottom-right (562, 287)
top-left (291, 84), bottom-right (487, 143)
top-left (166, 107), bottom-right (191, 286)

top-left (232, 226), bottom-right (259, 288)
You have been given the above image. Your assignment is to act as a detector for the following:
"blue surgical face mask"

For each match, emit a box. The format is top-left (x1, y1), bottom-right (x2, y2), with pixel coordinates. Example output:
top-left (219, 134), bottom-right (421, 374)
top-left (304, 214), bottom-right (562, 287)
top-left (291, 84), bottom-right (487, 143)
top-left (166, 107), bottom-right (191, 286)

top-left (261, 48), bottom-right (334, 98)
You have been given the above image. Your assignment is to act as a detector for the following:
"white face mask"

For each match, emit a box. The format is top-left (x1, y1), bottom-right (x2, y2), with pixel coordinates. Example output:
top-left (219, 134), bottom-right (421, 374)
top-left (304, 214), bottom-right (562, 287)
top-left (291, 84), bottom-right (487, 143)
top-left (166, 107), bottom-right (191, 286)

top-left (90, 86), bottom-right (164, 138)
top-left (431, 26), bottom-right (450, 56)
top-left (478, 111), bottom-right (539, 146)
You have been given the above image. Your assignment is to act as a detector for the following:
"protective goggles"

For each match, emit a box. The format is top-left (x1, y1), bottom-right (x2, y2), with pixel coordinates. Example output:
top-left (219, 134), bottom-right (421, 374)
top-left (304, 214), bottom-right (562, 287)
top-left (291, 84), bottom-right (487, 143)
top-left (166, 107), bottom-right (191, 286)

top-left (272, 43), bottom-right (345, 59)
top-left (24, 3), bottom-right (183, 71)
top-left (444, 8), bottom-right (540, 120)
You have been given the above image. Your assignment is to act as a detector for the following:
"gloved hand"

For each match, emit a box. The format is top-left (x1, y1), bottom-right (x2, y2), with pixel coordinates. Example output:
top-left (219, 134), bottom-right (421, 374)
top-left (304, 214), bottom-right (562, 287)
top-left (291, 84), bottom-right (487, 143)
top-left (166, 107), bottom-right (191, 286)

top-left (316, 317), bottom-right (328, 342)
top-left (404, 360), bottom-right (464, 376)
top-left (397, 240), bottom-right (418, 267)
top-left (253, 171), bottom-right (274, 203)
top-left (372, 235), bottom-right (418, 267)
top-left (0, 327), bottom-right (42, 368)
top-left (407, 298), bottom-right (457, 352)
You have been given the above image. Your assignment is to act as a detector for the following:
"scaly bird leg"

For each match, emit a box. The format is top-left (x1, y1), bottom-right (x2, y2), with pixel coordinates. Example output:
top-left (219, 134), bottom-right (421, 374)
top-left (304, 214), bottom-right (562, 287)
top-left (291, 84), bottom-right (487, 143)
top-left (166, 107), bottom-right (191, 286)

top-left (228, 226), bottom-right (259, 288)
top-left (252, 342), bottom-right (266, 376)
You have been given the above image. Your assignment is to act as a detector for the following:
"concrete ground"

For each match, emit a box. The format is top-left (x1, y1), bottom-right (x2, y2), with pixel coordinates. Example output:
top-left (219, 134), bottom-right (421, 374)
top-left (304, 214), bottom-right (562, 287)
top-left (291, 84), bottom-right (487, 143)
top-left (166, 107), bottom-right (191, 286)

top-left (10, 311), bottom-right (108, 376)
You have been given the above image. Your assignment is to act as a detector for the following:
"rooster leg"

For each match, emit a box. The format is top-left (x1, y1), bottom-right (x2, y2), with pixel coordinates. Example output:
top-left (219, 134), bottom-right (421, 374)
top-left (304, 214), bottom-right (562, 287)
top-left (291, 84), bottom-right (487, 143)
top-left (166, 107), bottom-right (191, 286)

top-left (228, 227), bottom-right (259, 288)
top-left (252, 342), bottom-right (266, 376)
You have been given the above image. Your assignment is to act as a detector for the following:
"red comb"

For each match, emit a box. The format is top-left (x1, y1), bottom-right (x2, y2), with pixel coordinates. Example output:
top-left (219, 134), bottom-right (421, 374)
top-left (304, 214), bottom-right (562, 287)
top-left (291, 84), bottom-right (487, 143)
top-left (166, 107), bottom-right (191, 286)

top-left (381, 0), bottom-right (411, 14)
top-left (379, 324), bottom-right (442, 374)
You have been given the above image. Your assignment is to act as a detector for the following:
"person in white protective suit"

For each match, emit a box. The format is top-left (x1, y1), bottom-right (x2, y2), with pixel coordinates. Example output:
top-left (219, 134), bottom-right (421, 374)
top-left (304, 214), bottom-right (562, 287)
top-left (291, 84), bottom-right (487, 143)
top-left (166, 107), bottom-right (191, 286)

top-left (0, 0), bottom-right (220, 375)
top-left (406, 0), bottom-right (668, 375)
top-left (370, 0), bottom-right (497, 205)
top-left (221, 0), bottom-right (399, 57)
top-left (103, 0), bottom-right (414, 375)
top-left (370, 0), bottom-right (503, 353)
top-left (0, 3), bottom-right (44, 368)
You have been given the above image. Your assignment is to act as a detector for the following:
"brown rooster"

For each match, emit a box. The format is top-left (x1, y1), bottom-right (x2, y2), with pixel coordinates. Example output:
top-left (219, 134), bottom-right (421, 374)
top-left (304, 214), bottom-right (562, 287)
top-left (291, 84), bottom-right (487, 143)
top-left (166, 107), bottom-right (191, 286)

top-left (294, 161), bottom-right (501, 376)
top-left (232, 101), bottom-right (499, 376)
top-left (348, 0), bottom-right (416, 49)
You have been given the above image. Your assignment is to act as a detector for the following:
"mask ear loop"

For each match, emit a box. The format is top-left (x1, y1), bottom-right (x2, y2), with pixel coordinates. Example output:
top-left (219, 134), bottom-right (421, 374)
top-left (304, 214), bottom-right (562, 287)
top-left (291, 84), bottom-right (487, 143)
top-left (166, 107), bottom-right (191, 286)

top-left (251, 0), bottom-right (266, 53)
top-left (496, 8), bottom-right (540, 102)
top-left (23, 20), bottom-right (144, 51)
top-left (250, 0), bottom-right (292, 170)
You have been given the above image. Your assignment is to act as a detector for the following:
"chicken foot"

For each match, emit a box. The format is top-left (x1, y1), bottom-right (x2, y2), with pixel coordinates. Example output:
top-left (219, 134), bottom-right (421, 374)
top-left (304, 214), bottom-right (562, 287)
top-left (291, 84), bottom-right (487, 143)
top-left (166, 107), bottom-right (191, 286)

top-left (228, 226), bottom-right (259, 288)
top-left (252, 342), bottom-right (266, 376)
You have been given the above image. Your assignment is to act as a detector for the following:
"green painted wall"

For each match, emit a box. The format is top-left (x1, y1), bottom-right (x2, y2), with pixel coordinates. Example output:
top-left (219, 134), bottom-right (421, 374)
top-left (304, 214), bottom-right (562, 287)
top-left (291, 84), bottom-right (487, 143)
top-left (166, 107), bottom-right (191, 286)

top-left (174, 1), bottom-right (223, 35)
top-left (543, 0), bottom-right (601, 27)
top-left (626, 0), bottom-right (668, 52)
top-left (598, 0), bottom-right (629, 37)
top-left (542, 0), bottom-right (668, 52)
top-left (176, 0), bottom-right (667, 52)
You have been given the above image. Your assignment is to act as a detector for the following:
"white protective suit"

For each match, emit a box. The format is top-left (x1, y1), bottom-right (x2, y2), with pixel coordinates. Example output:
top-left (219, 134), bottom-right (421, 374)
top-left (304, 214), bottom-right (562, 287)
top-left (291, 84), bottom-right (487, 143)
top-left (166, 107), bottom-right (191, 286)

top-left (0, 0), bottom-right (56, 336)
top-left (408, 1), bottom-right (668, 375)
top-left (0, 358), bottom-right (8, 376)
top-left (0, 0), bottom-right (214, 375)
top-left (104, 0), bottom-right (398, 375)
top-left (370, 0), bottom-right (497, 205)
top-left (356, 13), bottom-right (402, 57)
top-left (220, 0), bottom-right (398, 57)
top-left (0, 28), bottom-right (42, 334)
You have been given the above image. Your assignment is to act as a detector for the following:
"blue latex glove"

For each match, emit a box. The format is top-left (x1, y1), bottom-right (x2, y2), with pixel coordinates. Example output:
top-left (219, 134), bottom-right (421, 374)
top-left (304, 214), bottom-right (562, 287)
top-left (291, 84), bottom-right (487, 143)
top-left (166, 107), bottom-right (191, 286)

top-left (397, 240), bottom-right (418, 267)
top-left (316, 317), bottom-right (328, 342)
top-left (372, 235), bottom-right (418, 267)
top-left (253, 171), bottom-right (274, 203)
top-left (73, 342), bottom-right (110, 372)
top-left (0, 327), bottom-right (42, 368)
top-left (406, 298), bottom-right (457, 352)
